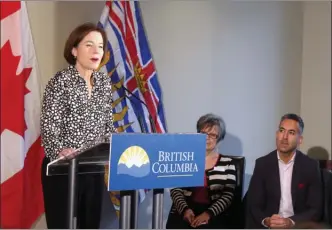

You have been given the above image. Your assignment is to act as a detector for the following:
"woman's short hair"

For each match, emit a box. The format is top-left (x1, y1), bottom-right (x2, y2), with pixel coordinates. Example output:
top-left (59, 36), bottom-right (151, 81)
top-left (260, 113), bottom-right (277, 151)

top-left (196, 113), bottom-right (226, 143)
top-left (63, 22), bottom-right (108, 65)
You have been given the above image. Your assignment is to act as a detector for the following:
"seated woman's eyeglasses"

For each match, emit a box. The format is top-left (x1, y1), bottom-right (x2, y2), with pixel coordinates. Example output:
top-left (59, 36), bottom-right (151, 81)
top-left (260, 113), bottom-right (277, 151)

top-left (200, 131), bottom-right (218, 139)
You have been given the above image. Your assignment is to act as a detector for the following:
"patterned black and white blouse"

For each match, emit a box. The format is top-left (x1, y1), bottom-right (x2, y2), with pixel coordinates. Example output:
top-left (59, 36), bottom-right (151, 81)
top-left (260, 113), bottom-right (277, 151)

top-left (40, 65), bottom-right (117, 161)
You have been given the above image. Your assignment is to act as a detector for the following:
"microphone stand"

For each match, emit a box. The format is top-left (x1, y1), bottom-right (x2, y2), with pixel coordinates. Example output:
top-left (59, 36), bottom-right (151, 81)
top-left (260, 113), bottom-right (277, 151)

top-left (115, 85), bottom-right (162, 229)
top-left (116, 86), bottom-right (144, 229)
top-left (119, 86), bottom-right (163, 229)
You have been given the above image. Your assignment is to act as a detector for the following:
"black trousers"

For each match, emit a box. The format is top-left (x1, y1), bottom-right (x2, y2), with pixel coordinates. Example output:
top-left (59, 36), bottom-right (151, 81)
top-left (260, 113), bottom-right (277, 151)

top-left (41, 156), bottom-right (104, 229)
top-left (166, 201), bottom-right (229, 229)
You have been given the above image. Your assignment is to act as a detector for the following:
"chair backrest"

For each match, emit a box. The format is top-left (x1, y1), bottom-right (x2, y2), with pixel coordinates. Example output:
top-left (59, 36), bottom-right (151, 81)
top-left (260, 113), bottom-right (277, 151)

top-left (321, 169), bottom-right (332, 226)
top-left (318, 159), bottom-right (332, 171)
top-left (223, 155), bottom-right (245, 193)
top-left (222, 155), bottom-right (246, 228)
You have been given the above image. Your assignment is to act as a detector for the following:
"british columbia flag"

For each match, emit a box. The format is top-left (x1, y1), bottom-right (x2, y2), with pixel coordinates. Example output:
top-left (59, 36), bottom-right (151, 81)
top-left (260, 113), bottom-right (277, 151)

top-left (97, 1), bottom-right (167, 215)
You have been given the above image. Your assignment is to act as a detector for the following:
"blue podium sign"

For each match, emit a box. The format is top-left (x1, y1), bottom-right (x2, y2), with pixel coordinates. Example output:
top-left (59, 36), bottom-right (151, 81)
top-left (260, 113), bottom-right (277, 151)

top-left (107, 133), bottom-right (206, 191)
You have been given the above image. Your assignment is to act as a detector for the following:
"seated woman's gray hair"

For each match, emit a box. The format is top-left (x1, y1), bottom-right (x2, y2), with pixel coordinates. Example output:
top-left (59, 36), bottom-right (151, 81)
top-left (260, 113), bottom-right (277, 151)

top-left (196, 113), bottom-right (226, 143)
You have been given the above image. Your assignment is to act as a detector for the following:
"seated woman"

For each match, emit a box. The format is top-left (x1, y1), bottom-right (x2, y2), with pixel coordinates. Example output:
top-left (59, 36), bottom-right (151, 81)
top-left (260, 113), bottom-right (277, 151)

top-left (166, 113), bottom-right (237, 229)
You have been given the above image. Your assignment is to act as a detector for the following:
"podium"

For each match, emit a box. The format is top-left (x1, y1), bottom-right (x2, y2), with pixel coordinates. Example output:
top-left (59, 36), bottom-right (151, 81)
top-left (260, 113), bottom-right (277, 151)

top-left (46, 133), bottom-right (206, 229)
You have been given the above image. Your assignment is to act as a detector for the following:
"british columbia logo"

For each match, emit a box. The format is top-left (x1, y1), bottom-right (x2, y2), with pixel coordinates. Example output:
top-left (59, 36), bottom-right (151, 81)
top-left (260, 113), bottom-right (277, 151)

top-left (117, 146), bottom-right (150, 177)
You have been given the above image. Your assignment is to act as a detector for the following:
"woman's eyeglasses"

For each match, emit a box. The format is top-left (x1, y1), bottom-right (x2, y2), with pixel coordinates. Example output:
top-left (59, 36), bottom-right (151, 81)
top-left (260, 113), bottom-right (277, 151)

top-left (200, 131), bottom-right (218, 140)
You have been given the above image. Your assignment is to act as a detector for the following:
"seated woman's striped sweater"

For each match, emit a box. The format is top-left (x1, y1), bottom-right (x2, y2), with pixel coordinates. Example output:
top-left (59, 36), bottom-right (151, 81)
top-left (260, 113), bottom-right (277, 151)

top-left (169, 155), bottom-right (237, 218)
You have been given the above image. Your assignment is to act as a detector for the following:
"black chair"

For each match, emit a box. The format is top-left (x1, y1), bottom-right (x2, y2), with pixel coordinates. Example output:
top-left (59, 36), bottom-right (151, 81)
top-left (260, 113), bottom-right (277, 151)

top-left (321, 169), bottom-right (332, 227)
top-left (293, 169), bottom-right (332, 229)
top-left (318, 159), bottom-right (332, 171)
top-left (293, 162), bottom-right (332, 229)
top-left (222, 155), bottom-right (246, 228)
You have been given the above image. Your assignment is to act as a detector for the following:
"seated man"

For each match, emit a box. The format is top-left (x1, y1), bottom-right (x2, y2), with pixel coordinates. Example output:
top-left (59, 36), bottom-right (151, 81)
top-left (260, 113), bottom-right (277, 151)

top-left (246, 113), bottom-right (323, 229)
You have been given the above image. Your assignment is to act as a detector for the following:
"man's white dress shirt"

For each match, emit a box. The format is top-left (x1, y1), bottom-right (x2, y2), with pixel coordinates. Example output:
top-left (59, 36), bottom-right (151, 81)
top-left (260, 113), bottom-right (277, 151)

top-left (277, 151), bottom-right (295, 218)
top-left (261, 152), bottom-right (296, 227)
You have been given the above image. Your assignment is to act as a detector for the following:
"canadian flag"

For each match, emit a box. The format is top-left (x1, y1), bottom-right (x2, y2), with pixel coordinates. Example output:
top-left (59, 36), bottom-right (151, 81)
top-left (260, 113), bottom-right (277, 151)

top-left (1, 1), bottom-right (45, 228)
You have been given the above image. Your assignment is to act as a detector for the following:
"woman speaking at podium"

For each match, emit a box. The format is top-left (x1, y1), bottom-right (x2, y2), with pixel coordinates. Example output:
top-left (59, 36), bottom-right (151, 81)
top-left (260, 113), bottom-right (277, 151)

top-left (166, 113), bottom-right (237, 229)
top-left (40, 23), bottom-right (117, 229)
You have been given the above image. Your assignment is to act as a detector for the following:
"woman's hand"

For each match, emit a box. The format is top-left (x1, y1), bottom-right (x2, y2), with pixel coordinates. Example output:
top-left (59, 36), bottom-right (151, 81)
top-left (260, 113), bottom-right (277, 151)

top-left (191, 212), bottom-right (211, 228)
top-left (58, 148), bottom-right (76, 159)
top-left (183, 209), bottom-right (195, 224)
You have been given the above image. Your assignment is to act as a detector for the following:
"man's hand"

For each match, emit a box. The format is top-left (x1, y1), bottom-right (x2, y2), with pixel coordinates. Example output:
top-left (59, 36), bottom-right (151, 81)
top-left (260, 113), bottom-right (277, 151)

top-left (263, 217), bottom-right (271, 227)
top-left (191, 212), bottom-right (211, 228)
top-left (183, 209), bottom-right (195, 224)
top-left (263, 214), bottom-right (280, 228)
top-left (269, 214), bottom-right (294, 229)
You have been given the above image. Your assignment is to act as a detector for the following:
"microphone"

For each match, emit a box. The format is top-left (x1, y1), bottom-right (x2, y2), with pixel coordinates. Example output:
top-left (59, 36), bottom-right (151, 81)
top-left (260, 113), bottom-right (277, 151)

top-left (113, 84), bottom-right (157, 134)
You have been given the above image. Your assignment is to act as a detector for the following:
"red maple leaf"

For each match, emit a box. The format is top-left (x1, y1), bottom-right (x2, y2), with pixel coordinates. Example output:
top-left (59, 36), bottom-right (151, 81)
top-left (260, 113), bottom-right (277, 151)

top-left (1, 41), bottom-right (31, 137)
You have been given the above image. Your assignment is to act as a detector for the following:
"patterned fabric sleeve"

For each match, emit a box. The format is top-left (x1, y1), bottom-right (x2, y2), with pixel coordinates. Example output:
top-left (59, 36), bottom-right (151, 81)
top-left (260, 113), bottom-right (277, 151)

top-left (170, 188), bottom-right (190, 215)
top-left (206, 161), bottom-right (237, 217)
top-left (40, 74), bottom-right (66, 161)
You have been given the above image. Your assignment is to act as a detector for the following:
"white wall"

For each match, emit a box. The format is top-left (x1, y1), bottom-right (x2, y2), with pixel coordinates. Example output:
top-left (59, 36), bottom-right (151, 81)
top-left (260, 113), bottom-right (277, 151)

top-left (138, 1), bottom-right (303, 228)
top-left (25, 1), bottom-right (330, 229)
top-left (300, 2), bottom-right (331, 160)
top-left (26, 1), bottom-right (105, 93)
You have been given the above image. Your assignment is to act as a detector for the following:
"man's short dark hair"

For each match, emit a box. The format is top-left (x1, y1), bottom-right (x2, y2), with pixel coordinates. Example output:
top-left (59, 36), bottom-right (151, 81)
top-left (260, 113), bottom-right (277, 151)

top-left (280, 113), bottom-right (304, 134)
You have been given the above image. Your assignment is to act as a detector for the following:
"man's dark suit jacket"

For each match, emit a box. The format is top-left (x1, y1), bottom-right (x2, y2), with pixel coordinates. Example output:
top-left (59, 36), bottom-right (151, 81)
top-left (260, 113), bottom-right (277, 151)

top-left (245, 150), bottom-right (323, 229)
